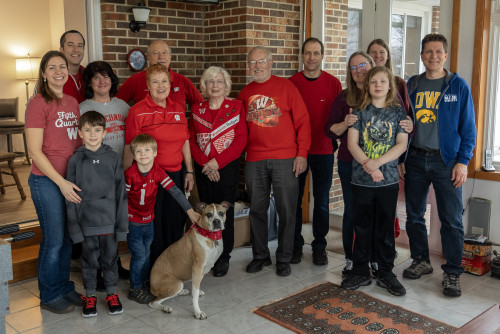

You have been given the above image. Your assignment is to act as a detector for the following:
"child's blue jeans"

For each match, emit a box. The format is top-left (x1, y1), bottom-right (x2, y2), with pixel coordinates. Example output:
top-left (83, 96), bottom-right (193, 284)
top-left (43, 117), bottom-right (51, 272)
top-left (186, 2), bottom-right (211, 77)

top-left (128, 221), bottom-right (154, 289)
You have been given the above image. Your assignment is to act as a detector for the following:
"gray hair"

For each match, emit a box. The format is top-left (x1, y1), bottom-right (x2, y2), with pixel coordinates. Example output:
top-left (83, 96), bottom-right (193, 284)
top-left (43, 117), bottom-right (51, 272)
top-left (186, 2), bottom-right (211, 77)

top-left (247, 46), bottom-right (273, 62)
top-left (200, 66), bottom-right (232, 97)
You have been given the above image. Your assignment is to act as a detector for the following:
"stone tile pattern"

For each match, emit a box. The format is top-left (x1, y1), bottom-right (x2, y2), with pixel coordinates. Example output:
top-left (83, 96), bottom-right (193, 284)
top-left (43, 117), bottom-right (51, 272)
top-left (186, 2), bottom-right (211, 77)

top-left (99, 0), bottom-right (347, 209)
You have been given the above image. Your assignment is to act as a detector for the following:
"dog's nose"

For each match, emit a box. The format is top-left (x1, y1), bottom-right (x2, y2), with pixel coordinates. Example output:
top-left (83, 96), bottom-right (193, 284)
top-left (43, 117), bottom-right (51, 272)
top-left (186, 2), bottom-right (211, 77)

top-left (213, 219), bottom-right (221, 229)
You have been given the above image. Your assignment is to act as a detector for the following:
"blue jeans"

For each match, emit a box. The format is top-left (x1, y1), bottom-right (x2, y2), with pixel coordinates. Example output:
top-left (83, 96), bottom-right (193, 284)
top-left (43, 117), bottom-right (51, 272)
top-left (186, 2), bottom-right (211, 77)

top-left (28, 173), bottom-right (74, 304)
top-left (404, 150), bottom-right (465, 275)
top-left (337, 160), bottom-right (354, 260)
top-left (294, 154), bottom-right (334, 251)
top-left (128, 222), bottom-right (154, 289)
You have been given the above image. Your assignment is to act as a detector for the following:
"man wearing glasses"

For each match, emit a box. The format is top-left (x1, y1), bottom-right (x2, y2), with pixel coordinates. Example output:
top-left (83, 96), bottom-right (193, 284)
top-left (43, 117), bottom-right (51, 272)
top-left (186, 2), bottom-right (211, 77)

top-left (401, 33), bottom-right (476, 297)
top-left (289, 38), bottom-right (342, 266)
top-left (237, 46), bottom-right (311, 277)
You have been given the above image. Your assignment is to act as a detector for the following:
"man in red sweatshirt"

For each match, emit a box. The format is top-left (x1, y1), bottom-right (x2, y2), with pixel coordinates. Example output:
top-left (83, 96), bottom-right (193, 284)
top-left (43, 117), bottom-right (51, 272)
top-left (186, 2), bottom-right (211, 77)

top-left (289, 38), bottom-right (342, 266)
top-left (238, 46), bottom-right (311, 277)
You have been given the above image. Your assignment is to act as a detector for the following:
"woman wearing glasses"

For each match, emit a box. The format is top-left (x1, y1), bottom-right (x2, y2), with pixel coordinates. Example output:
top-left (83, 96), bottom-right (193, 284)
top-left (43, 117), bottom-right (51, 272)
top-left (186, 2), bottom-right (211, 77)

top-left (325, 52), bottom-right (412, 277)
top-left (188, 66), bottom-right (248, 277)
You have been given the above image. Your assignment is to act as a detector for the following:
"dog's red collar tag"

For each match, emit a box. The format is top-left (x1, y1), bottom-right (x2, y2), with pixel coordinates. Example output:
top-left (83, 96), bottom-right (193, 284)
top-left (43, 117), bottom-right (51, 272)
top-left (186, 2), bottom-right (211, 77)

top-left (189, 224), bottom-right (222, 241)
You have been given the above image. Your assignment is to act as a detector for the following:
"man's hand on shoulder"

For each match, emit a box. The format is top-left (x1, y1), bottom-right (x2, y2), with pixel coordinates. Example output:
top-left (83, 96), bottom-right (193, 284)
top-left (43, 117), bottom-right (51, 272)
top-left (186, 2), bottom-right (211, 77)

top-left (451, 162), bottom-right (468, 188)
top-left (293, 156), bottom-right (307, 177)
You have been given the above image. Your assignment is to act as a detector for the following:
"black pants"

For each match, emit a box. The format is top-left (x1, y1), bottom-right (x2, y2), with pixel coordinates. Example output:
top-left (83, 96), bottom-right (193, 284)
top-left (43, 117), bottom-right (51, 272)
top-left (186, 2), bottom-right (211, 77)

top-left (81, 234), bottom-right (118, 295)
top-left (351, 184), bottom-right (398, 277)
top-left (195, 158), bottom-right (240, 262)
top-left (150, 169), bottom-right (186, 266)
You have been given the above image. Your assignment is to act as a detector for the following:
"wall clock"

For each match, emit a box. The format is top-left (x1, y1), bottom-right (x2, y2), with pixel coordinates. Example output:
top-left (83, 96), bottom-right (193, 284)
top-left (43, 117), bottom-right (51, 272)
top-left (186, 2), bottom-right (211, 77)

top-left (127, 49), bottom-right (146, 71)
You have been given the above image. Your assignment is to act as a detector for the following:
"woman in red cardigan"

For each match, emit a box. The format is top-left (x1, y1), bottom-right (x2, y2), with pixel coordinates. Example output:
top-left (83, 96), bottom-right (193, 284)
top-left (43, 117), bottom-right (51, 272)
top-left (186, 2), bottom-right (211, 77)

top-left (189, 66), bottom-right (247, 277)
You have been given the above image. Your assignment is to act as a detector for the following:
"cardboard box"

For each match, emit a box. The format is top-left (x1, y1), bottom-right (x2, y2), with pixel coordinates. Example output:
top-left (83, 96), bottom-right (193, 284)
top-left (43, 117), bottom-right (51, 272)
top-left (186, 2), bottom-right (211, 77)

top-left (234, 216), bottom-right (250, 248)
top-left (462, 241), bottom-right (492, 276)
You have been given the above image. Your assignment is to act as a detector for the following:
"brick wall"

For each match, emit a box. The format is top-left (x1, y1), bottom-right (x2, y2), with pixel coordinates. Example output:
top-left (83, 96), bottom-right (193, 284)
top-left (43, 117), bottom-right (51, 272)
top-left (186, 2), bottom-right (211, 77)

top-left (100, 0), bottom-right (347, 209)
top-left (432, 6), bottom-right (440, 33)
top-left (324, 0), bottom-right (348, 213)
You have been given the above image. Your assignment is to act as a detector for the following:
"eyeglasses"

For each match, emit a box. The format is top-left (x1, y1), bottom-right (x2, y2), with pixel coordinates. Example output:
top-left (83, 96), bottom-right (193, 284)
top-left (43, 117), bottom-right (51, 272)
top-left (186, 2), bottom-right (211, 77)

top-left (206, 79), bottom-right (225, 86)
top-left (350, 62), bottom-right (369, 72)
top-left (248, 58), bottom-right (270, 66)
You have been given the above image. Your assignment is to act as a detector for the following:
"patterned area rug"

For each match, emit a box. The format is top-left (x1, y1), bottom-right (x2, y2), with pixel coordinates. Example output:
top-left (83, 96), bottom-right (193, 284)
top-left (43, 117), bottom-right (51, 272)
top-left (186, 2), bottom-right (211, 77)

top-left (254, 282), bottom-right (457, 334)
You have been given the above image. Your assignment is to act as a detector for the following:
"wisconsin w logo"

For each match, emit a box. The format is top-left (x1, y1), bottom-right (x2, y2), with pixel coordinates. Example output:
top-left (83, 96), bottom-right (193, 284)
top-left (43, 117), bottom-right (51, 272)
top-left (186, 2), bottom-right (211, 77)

top-left (254, 96), bottom-right (269, 109)
top-left (67, 127), bottom-right (78, 140)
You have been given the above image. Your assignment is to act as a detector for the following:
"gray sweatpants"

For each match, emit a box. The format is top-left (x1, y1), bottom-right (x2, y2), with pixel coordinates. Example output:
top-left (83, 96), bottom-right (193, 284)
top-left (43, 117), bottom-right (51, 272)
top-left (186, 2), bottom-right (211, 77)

top-left (81, 234), bottom-right (118, 296)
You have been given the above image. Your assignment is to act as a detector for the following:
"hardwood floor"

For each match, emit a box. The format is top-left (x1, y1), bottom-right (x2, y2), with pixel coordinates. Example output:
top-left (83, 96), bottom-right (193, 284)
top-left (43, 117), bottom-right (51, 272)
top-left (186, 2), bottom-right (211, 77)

top-left (0, 161), bottom-right (37, 227)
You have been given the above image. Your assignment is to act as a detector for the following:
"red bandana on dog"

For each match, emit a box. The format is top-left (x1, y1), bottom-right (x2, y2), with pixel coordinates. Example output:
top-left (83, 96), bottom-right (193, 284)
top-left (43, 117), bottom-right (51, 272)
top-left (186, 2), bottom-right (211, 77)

top-left (189, 224), bottom-right (222, 240)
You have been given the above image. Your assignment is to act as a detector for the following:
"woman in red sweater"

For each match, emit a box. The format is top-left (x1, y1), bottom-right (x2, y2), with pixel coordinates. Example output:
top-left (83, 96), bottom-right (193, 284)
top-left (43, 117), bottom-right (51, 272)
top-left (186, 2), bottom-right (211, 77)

top-left (189, 66), bottom-right (247, 277)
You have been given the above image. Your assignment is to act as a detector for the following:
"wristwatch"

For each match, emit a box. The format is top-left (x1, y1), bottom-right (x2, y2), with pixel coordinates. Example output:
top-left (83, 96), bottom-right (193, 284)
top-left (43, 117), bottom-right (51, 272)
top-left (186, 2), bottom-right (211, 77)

top-left (127, 49), bottom-right (146, 71)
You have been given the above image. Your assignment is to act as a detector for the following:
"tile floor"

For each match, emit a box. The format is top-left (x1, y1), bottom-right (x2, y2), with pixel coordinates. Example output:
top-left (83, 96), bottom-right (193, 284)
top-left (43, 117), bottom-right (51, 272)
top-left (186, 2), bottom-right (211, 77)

top-left (5, 241), bottom-right (500, 333)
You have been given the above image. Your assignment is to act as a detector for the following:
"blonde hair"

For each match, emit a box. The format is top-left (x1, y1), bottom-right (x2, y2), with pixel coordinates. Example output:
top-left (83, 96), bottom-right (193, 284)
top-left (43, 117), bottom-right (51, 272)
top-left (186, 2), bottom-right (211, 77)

top-left (359, 66), bottom-right (400, 110)
top-left (130, 134), bottom-right (157, 153)
top-left (199, 66), bottom-right (232, 98)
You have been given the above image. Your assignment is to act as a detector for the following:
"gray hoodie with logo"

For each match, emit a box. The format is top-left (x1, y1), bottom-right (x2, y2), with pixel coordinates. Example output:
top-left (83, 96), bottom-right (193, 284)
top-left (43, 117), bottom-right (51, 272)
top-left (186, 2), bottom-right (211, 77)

top-left (66, 144), bottom-right (128, 244)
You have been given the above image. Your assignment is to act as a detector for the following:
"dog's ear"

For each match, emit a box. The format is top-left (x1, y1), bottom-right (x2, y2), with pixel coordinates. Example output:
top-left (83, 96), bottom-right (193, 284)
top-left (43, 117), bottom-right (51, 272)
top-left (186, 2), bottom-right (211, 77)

top-left (196, 202), bottom-right (208, 212)
top-left (220, 201), bottom-right (232, 211)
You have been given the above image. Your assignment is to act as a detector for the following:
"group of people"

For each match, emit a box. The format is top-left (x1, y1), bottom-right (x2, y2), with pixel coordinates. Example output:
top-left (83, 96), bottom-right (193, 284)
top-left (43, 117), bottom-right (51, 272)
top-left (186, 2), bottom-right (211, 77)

top-left (24, 28), bottom-right (476, 319)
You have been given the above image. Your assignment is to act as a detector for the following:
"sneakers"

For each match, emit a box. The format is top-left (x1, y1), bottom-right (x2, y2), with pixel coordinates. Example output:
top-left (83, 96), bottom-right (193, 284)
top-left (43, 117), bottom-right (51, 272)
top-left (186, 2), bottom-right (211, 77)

top-left (403, 259), bottom-right (433, 279)
top-left (342, 259), bottom-right (353, 277)
top-left (341, 275), bottom-right (372, 290)
top-left (370, 262), bottom-right (379, 278)
top-left (105, 293), bottom-right (123, 315)
top-left (82, 295), bottom-right (97, 318)
top-left (442, 272), bottom-right (461, 297)
top-left (312, 249), bottom-right (328, 266)
top-left (129, 287), bottom-right (156, 304)
top-left (290, 248), bottom-right (303, 264)
top-left (377, 272), bottom-right (406, 296)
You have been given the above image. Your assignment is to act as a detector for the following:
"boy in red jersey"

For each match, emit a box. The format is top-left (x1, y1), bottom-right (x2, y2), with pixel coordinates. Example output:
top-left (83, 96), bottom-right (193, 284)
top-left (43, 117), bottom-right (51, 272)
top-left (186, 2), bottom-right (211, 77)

top-left (125, 134), bottom-right (200, 304)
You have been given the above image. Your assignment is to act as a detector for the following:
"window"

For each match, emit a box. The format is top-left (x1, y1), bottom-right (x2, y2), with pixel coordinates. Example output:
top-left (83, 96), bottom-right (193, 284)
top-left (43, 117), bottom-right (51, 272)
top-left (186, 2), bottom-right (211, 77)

top-left (484, 1), bottom-right (500, 167)
top-left (347, 9), bottom-right (362, 60)
top-left (391, 14), bottom-right (423, 79)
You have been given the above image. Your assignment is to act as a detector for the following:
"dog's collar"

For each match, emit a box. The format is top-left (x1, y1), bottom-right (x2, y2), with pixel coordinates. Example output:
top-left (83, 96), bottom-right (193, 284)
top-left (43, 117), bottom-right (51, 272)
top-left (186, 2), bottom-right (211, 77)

top-left (189, 224), bottom-right (222, 241)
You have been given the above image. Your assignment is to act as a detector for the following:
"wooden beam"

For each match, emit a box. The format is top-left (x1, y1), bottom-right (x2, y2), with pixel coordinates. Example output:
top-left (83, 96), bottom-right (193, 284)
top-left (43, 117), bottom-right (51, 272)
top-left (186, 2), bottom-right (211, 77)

top-left (468, 0), bottom-right (491, 175)
top-left (450, 0), bottom-right (461, 73)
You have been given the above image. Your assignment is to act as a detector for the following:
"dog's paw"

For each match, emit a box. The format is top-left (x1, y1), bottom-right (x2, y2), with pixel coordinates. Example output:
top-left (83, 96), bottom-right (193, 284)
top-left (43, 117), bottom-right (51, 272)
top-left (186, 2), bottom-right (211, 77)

top-left (162, 306), bottom-right (173, 313)
top-left (178, 289), bottom-right (190, 296)
top-left (199, 290), bottom-right (205, 297)
top-left (194, 311), bottom-right (207, 320)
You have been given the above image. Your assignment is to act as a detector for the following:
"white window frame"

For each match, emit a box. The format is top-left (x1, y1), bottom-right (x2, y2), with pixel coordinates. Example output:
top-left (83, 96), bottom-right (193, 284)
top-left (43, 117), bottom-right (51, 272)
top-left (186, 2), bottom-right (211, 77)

top-left (483, 0), bottom-right (500, 167)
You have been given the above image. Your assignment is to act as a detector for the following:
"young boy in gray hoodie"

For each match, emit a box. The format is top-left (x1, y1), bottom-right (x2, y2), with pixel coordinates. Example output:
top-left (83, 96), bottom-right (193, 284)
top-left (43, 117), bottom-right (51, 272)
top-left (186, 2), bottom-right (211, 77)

top-left (66, 111), bottom-right (128, 318)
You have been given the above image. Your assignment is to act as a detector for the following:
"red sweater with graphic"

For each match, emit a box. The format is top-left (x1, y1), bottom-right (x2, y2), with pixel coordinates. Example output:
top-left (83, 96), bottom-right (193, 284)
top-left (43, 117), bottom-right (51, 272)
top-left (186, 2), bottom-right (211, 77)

top-left (289, 71), bottom-right (342, 154)
top-left (237, 75), bottom-right (311, 162)
top-left (116, 68), bottom-right (203, 108)
top-left (189, 98), bottom-right (247, 169)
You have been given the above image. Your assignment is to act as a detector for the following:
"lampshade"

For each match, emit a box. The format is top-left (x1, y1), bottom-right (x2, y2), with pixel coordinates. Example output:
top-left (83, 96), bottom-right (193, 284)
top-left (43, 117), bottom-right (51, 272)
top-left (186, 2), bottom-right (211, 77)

top-left (16, 57), bottom-right (41, 80)
top-left (132, 5), bottom-right (151, 23)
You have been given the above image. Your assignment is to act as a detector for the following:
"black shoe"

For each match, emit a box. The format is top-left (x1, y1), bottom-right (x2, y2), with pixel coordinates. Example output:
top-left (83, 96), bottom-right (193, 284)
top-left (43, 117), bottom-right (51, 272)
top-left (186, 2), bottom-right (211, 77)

top-left (403, 259), bottom-right (433, 279)
top-left (213, 260), bottom-right (229, 277)
top-left (105, 293), bottom-right (123, 315)
top-left (63, 290), bottom-right (83, 306)
top-left (246, 258), bottom-right (272, 273)
top-left (96, 269), bottom-right (106, 292)
top-left (40, 297), bottom-right (75, 314)
top-left (290, 248), bottom-right (303, 264)
top-left (342, 259), bottom-right (353, 277)
top-left (82, 295), bottom-right (97, 318)
top-left (118, 257), bottom-right (129, 279)
top-left (129, 287), bottom-right (156, 304)
top-left (377, 272), bottom-right (406, 296)
top-left (341, 275), bottom-right (372, 290)
top-left (276, 262), bottom-right (291, 276)
top-left (312, 249), bottom-right (328, 266)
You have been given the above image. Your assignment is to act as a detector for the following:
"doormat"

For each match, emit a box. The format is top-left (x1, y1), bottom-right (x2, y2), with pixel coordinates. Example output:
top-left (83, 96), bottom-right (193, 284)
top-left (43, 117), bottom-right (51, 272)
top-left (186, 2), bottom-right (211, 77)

top-left (254, 282), bottom-right (457, 334)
